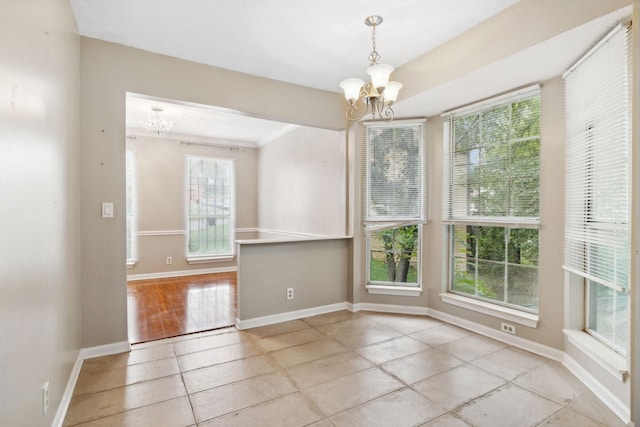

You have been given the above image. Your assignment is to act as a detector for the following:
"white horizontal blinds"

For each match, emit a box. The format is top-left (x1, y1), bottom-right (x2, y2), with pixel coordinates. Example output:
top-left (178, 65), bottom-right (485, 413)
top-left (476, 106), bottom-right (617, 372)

top-left (442, 86), bottom-right (541, 226)
top-left (362, 120), bottom-right (427, 225)
top-left (564, 23), bottom-right (631, 293)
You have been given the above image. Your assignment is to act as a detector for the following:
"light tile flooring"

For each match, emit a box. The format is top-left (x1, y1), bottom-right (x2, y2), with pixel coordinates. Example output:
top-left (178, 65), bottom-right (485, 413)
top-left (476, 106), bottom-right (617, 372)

top-left (64, 311), bottom-right (626, 427)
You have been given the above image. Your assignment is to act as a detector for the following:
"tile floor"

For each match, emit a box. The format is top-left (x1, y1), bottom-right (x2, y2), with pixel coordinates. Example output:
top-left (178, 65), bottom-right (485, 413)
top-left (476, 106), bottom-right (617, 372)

top-left (127, 273), bottom-right (236, 343)
top-left (64, 311), bottom-right (626, 427)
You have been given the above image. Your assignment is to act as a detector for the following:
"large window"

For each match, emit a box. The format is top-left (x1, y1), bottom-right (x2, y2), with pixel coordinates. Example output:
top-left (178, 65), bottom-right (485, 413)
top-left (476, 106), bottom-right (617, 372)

top-left (363, 120), bottom-right (427, 289)
top-left (443, 86), bottom-right (540, 312)
top-left (564, 23), bottom-right (631, 354)
top-left (186, 156), bottom-right (234, 259)
top-left (125, 150), bottom-right (136, 265)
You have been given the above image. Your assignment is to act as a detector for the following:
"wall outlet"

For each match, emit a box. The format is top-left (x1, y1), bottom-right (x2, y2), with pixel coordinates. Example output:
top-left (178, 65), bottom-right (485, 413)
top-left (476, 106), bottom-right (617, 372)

top-left (501, 322), bottom-right (516, 335)
top-left (286, 287), bottom-right (294, 300)
top-left (166, 256), bottom-right (172, 265)
top-left (42, 381), bottom-right (49, 415)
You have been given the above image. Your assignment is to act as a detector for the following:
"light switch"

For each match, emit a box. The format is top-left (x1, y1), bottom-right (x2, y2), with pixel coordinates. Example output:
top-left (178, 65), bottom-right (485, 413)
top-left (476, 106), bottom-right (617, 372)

top-left (102, 202), bottom-right (114, 218)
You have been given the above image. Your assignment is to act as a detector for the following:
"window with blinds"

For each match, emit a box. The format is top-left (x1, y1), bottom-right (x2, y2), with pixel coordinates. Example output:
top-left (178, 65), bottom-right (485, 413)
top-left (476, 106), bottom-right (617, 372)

top-left (442, 86), bottom-right (541, 311)
top-left (363, 120), bottom-right (427, 287)
top-left (186, 156), bottom-right (234, 258)
top-left (563, 22), bottom-right (631, 354)
top-left (125, 150), bottom-right (136, 265)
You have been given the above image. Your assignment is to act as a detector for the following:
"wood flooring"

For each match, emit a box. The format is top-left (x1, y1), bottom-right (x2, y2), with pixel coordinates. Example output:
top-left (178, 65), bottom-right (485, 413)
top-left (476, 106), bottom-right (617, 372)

top-left (127, 272), bottom-right (236, 343)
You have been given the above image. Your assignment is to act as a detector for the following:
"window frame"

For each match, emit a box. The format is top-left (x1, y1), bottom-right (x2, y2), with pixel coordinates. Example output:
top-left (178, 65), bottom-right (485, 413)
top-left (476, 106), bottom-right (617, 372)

top-left (125, 149), bottom-right (137, 267)
top-left (185, 155), bottom-right (236, 261)
top-left (563, 22), bottom-right (632, 356)
top-left (362, 119), bottom-right (427, 294)
top-left (442, 85), bottom-right (541, 314)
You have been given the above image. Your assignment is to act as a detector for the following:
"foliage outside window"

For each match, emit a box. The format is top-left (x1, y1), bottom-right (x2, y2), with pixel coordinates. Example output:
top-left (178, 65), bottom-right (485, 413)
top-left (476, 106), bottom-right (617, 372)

top-left (125, 150), bottom-right (136, 264)
top-left (564, 23), bottom-right (631, 354)
top-left (186, 156), bottom-right (234, 258)
top-left (443, 86), bottom-right (540, 312)
top-left (363, 120), bottom-right (426, 287)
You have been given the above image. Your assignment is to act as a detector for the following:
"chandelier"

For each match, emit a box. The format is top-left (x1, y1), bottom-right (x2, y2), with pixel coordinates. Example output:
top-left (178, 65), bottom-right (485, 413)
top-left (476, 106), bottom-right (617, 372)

top-left (340, 16), bottom-right (403, 122)
top-left (142, 106), bottom-right (174, 135)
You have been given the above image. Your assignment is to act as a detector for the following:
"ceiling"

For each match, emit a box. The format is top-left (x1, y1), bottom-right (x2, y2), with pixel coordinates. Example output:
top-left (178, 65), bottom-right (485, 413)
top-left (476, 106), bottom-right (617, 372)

top-left (70, 1), bottom-right (631, 144)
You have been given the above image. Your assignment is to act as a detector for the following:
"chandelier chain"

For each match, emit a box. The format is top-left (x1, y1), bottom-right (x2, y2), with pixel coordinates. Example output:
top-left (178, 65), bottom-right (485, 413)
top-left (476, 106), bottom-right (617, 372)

top-left (369, 22), bottom-right (379, 65)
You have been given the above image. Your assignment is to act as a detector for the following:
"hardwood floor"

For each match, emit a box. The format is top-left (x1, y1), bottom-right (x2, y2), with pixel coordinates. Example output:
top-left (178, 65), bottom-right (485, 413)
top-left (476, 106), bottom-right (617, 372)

top-left (127, 272), bottom-right (236, 343)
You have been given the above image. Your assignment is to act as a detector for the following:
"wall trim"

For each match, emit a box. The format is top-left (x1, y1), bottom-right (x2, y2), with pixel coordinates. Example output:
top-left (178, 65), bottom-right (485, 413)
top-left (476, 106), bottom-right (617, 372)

top-left (235, 302), bottom-right (349, 330)
top-left (127, 266), bottom-right (237, 281)
top-left (351, 302), bottom-right (430, 316)
top-left (426, 307), bottom-right (563, 362)
top-left (563, 353), bottom-right (631, 425)
top-left (52, 341), bottom-right (130, 427)
top-left (137, 230), bottom-right (186, 236)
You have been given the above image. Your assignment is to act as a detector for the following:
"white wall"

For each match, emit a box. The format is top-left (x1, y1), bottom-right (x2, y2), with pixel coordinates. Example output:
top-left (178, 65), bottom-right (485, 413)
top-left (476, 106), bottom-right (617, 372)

top-left (0, 1), bottom-right (82, 425)
top-left (257, 126), bottom-right (347, 236)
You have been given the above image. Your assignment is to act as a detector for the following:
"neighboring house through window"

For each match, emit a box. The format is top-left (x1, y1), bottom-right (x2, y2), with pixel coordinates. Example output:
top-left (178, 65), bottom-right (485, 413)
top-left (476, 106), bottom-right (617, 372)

top-left (442, 86), bottom-right (541, 313)
top-left (186, 155), bottom-right (235, 261)
top-left (363, 119), bottom-right (427, 296)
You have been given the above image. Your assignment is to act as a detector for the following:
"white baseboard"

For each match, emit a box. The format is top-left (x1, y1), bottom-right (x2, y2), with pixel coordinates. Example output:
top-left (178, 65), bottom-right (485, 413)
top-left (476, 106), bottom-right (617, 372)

top-left (351, 302), bottom-right (430, 316)
top-left (52, 341), bottom-right (130, 427)
top-left (426, 307), bottom-right (564, 362)
top-left (127, 266), bottom-right (237, 281)
top-left (563, 353), bottom-right (631, 425)
top-left (52, 351), bottom-right (83, 427)
top-left (236, 302), bottom-right (349, 330)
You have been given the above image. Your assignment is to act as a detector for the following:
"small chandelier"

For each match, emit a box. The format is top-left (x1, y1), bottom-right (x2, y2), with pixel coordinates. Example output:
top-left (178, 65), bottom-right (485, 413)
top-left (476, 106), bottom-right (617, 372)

top-left (142, 106), bottom-right (174, 135)
top-left (340, 15), bottom-right (403, 122)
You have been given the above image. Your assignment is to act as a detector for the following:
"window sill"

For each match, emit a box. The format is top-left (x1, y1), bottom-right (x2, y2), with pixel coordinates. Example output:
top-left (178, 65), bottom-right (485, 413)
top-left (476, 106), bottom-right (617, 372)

top-left (563, 329), bottom-right (628, 382)
top-left (367, 285), bottom-right (422, 297)
top-left (187, 255), bottom-right (234, 265)
top-left (439, 293), bottom-right (539, 328)
top-left (126, 260), bottom-right (137, 269)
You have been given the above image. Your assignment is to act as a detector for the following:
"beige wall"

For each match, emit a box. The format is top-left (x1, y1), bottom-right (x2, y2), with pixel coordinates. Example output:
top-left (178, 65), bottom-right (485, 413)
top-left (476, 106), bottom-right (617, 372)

top-left (0, 1), bottom-right (81, 425)
top-left (257, 126), bottom-right (347, 235)
top-left (126, 136), bottom-right (258, 275)
top-left (237, 239), bottom-right (349, 320)
top-left (80, 37), bottom-right (345, 347)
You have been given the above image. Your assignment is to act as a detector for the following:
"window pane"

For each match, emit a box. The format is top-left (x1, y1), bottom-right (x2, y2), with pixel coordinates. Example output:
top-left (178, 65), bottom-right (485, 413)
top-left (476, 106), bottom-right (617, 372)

top-left (476, 261), bottom-right (505, 301)
top-left (508, 228), bottom-right (538, 266)
top-left (125, 150), bottom-right (135, 262)
top-left (450, 225), bottom-right (538, 312)
top-left (187, 157), bottom-right (233, 257)
top-left (369, 225), bottom-right (419, 285)
top-left (587, 280), bottom-right (627, 354)
top-left (366, 125), bottom-right (424, 219)
top-left (507, 265), bottom-right (538, 310)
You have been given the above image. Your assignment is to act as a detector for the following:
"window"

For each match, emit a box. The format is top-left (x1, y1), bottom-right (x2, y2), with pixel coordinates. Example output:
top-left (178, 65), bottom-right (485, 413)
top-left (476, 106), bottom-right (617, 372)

top-left (564, 23), bottom-right (631, 354)
top-left (186, 156), bottom-right (234, 259)
top-left (363, 120), bottom-right (427, 290)
top-left (125, 150), bottom-right (136, 266)
top-left (443, 86), bottom-right (541, 312)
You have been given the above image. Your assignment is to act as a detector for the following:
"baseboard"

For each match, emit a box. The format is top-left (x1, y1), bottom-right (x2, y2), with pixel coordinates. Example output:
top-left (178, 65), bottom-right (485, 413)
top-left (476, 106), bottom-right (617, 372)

top-left (351, 302), bottom-right (430, 316)
top-left (563, 353), bottom-right (631, 425)
top-left (52, 340), bottom-right (130, 427)
top-left (79, 340), bottom-right (131, 360)
top-left (236, 302), bottom-right (349, 330)
top-left (426, 307), bottom-right (564, 362)
top-left (127, 266), bottom-right (237, 281)
top-left (52, 351), bottom-right (83, 427)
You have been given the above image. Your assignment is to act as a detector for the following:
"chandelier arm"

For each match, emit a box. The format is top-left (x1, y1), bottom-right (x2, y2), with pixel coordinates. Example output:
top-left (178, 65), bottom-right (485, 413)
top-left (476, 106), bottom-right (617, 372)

top-left (346, 102), bottom-right (369, 121)
top-left (380, 105), bottom-right (395, 122)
